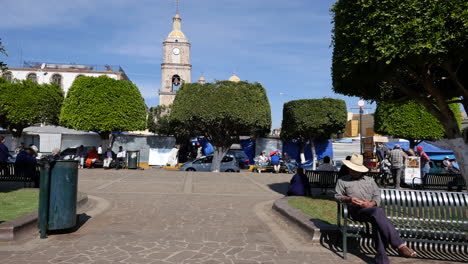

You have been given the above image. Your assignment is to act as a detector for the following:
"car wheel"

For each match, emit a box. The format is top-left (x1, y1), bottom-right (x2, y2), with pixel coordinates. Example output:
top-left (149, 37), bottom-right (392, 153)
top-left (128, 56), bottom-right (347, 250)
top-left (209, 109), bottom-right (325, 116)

top-left (225, 169), bottom-right (235, 172)
top-left (186, 168), bottom-right (196, 171)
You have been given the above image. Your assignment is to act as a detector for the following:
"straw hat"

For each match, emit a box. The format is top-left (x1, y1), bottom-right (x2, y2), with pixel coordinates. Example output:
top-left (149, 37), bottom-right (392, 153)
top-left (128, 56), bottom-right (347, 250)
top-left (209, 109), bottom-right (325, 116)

top-left (342, 153), bottom-right (369, 173)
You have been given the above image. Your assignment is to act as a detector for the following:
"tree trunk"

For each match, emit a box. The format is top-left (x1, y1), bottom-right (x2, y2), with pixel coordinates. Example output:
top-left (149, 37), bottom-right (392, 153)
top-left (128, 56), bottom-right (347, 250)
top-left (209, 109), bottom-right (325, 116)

top-left (299, 142), bottom-right (306, 164)
top-left (445, 138), bottom-right (468, 189)
top-left (10, 136), bottom-right (20, 152)
top-left (310, 140), bottom-right (317, 170)
top-left (211, 146), bottom-right (229, 172)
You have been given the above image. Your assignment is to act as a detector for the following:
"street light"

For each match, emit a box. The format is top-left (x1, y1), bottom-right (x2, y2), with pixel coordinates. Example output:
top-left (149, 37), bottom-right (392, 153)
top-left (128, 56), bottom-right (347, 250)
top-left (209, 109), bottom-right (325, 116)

top-left (358, 100), bottom-right (365, 154)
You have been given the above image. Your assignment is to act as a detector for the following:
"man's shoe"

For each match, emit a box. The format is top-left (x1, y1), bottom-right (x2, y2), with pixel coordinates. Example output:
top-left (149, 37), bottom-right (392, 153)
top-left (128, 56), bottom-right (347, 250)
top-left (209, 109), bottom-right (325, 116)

top-left (398, 245), bottom-right (417, 258)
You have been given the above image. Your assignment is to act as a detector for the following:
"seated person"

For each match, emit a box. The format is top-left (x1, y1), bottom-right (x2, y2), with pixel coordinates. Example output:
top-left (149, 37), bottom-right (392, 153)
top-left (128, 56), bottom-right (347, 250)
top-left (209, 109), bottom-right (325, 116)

top-left (257, 152), bottom-right (269, 173)
top-left (443, 156), bottom-right (459, 173)
top-left (85, 147), bottom-right (99, 168)
top-left (15, 148), bottom-right (37, 165)
top-left (115, 146), bottom-right (126, 169)
top-left (283, 152), bottom-right (296, 174)
top-left (317, 156), bottom-right (336, 171)
top-left (335, 154), bottom-right (417, 264)
top-left (270, 151), bottom-right (281, 173)
top-left (103, 148), bottom-right (113, 169)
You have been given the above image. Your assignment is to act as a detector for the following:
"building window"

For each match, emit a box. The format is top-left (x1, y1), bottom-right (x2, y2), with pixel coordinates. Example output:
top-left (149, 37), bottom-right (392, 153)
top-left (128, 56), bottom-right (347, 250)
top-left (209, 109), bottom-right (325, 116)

top-left (27, 73), bottom-right (37, 82)
top-left (51, 74), bottom-right (62, 86)
top-left (2, 72), bottom-right (12, 82)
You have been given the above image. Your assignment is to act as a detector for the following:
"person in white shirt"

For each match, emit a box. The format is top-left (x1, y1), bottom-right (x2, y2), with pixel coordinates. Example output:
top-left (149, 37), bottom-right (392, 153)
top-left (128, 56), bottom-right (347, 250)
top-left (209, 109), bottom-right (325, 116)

top-left (97, 145), bottom-right (103, 160)
top-left (103, 148), bottom-right (113, 169)
top-left (116, 146), bottom-right (126, 169)
top-left (317, 156), bottom-right (336, 171)
top-left (257, 152), bottom-right (270, 173)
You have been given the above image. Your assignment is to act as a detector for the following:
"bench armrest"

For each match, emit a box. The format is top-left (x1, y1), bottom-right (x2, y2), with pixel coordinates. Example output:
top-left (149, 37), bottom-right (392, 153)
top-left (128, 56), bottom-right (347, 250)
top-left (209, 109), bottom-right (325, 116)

top-left (337, 200), bottom-right (349, 228)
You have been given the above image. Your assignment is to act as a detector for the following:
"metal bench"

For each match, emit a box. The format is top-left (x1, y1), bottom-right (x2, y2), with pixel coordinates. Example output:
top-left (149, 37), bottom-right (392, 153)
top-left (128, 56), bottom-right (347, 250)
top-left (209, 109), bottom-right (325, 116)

top-left (0, 163), bottom-right (40, 187)
top-left (413, 173), bottom-right (466, 191)
top-left (337, 189), bottom-right (468, 259)
top-left (305, 171), bottom-right (383, 193)
top-left (305, 170), bottom-right (339, 193)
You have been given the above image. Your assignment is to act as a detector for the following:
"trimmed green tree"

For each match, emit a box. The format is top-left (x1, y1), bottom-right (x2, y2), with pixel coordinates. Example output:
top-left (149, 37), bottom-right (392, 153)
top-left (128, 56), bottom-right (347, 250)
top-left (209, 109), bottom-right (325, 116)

top-left (281, 98), bottom-right (347, 169)
top-left (375, 101), bottom-right (461, 148)
top-left (147, 105), bottom-right (172, 136)
top-left (332, 0), bottom-right (468, 184)
top-left (60, 76), bottom-right (146, 146)
top-left (170, 80), bottom-right (271, 172)
top-left (0, 80), bottom-right (64, 148)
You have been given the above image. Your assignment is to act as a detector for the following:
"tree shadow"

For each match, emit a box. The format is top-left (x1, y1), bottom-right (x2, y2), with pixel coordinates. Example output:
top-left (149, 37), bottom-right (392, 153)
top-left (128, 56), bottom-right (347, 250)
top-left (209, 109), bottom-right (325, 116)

top-left (267, 182), bottom-right (289, 195)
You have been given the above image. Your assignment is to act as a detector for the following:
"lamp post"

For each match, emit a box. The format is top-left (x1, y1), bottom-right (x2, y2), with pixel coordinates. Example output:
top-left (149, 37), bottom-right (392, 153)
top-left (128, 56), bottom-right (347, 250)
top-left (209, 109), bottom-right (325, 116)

top-left (358, 100), bottom-right (365, 154)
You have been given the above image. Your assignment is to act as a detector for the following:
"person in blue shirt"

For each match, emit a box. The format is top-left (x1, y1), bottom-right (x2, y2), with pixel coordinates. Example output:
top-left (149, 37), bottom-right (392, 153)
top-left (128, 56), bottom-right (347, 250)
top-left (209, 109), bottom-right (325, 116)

top-left (270, 151), bottom-right (281, 173)
top-left (0, 136), bottom-right (13, 163)
top-left (0, 136), bottom-right (13, 176)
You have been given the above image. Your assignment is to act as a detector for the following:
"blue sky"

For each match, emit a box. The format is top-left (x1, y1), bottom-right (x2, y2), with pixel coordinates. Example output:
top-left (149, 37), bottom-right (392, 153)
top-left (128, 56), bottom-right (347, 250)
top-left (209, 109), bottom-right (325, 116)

top-left (1, 0), bottom-right (373, 128)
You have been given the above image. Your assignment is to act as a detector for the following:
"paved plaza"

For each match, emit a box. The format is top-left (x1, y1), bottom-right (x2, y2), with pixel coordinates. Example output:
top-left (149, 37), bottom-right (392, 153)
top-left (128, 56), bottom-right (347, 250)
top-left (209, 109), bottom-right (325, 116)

top-left (0, 169), bottom-right (462, 264)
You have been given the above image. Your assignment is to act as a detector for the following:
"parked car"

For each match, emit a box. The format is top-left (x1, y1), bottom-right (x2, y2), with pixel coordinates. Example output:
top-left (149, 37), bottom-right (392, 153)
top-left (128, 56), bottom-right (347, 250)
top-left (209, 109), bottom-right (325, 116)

top-left (180, 155), bottom-right (240, 172)
top-left (227, 150), bottom-right (250, 169)
top-left (59, 146), bottom-right (99, 160)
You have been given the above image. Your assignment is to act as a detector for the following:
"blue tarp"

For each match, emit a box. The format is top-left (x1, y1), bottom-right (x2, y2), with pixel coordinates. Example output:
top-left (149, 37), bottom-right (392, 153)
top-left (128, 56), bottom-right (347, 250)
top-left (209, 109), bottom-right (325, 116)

top-left (198, 137), bottom-right (214, 155)
top-left (385, 141), bottom-right (454, 160)
top-left (282, 140), bottom-right (333, 163)
top-left (240, 139), bottom-right (255, 164)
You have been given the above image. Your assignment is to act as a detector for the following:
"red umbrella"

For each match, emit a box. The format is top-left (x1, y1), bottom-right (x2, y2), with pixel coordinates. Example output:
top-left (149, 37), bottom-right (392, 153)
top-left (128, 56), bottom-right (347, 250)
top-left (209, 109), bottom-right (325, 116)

top-left (269, 150), bottom-right (279, 156)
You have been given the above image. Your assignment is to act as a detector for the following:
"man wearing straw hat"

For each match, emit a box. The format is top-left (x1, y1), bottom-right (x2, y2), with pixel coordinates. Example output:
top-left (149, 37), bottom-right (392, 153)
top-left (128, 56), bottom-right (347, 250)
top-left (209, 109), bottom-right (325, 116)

top-left (335, 153), bottom-right (417, 264)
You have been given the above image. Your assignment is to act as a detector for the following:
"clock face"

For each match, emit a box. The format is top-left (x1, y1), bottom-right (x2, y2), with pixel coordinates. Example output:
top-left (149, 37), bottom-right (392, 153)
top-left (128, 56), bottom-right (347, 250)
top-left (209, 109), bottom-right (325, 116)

top-left (172, 47), bottom-right (180, 55)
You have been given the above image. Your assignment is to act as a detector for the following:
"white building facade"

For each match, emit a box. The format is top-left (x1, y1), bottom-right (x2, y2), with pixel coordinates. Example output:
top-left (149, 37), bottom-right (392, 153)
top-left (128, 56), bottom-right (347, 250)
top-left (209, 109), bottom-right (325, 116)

top-left (1, 62), bottom-right (129, 95)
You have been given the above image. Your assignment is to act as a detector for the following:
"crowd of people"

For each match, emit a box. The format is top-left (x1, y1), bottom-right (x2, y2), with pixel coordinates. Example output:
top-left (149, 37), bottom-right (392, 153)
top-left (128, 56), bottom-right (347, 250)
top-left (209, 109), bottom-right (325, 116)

top-left (76, 145), bottom-right (126, 169)
top-left (256, 151), bottom-right (297, 174)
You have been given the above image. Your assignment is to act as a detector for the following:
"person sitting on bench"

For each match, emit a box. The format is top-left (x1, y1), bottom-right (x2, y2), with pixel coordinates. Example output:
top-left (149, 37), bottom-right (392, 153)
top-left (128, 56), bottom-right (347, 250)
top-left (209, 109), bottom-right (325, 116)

top-left (115, 146), bottom-right (126, 169)
top-left (103, 148), bottom-right (113, 169)
top-left (257, 152), bottom-right (269, 173)
top-left (335, 153), bottom-right (417, 264)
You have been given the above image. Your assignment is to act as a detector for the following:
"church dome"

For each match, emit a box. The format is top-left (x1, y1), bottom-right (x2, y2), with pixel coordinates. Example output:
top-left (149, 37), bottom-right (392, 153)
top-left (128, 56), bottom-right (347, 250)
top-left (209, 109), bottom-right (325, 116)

top-left (198, 76), bottom-right (206, 84)
top-left (167, 12), bottom-right (187, 39)
top-left (229, 73), bottom-right (240, 82)
top-left (168, 31), bottom-right (186, 39)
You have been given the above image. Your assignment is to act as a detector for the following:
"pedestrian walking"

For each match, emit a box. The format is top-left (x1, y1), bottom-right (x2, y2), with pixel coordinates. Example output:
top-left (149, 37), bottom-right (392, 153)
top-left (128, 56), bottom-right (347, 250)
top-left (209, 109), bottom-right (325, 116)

top-left (389, 144), bottom-right (406, 188)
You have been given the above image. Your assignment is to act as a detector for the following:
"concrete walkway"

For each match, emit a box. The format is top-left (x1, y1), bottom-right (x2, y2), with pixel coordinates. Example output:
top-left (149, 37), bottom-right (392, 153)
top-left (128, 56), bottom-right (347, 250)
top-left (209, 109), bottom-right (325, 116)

top-left (0, 169), bottom-right (460, 263)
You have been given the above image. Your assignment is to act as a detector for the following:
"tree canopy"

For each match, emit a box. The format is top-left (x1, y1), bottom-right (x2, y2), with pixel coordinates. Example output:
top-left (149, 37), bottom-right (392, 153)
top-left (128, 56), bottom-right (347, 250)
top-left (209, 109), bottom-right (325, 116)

top-left (281, 98), bottom-right (347, 165)
top-left (0, 79), bottom-right (64, 138)
top-left (60, 76), bottom-right (146, 136)
top-left (170, 80), bottom-right (271, 171)
top-left (281, 98), bottom-right (347, 142)
top-left (147, 105), bottom-right (172, 136)
top-left (332, 0), bottom-right (467, 135)
top-left (374, 101), bottom-right (461, 147)
top-left (332, 0), bottom-right (468, 185)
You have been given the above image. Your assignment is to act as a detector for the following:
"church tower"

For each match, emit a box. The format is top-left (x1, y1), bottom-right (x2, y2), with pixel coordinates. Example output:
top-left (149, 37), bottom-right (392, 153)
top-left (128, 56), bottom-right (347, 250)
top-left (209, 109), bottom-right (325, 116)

top-left (159, 10), bottom-right (192, 106)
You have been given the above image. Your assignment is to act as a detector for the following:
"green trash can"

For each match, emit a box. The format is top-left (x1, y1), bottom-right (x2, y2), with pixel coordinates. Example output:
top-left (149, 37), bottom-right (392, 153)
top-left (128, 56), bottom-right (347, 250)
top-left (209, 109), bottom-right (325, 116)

top-left (38, 160), bottom-right (79, 238)
top-left (126, 150), bottom-right (140, 169)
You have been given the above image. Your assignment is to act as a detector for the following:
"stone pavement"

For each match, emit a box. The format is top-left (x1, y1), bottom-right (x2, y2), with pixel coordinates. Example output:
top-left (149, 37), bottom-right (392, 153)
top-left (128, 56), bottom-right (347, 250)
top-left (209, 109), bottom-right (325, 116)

top-left (0, 169), bottom-right (462, 264)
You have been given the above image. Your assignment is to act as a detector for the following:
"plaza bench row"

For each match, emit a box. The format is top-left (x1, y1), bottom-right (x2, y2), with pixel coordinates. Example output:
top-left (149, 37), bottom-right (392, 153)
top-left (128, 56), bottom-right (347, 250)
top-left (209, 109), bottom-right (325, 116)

top-left (0, 163), bottom-right (40, 187)
top-left (337, 188), bottom-right (468, 259)
top-left (304, 170), bottom-right (466, 192)
top-left (415, 173), bottom-right (466, 191)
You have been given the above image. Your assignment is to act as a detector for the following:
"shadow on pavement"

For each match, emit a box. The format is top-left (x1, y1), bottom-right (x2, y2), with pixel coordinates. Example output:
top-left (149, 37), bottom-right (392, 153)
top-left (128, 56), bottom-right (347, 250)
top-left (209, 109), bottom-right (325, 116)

top-left (267, 182), bottom-right (289, 195)
top-left (320, 234), bottom-right (468, 263)
top-left (48, 213), bottom-right (91, 235)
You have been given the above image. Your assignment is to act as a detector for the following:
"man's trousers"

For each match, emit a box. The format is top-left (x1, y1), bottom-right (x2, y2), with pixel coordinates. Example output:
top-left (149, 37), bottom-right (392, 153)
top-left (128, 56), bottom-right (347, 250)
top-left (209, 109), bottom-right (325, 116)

top-left (350, 207), bottom-right (404, 264)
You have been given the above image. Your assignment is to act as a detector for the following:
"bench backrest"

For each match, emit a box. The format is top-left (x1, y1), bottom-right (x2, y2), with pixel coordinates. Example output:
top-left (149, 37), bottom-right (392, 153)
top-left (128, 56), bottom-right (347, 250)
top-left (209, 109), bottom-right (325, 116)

top-left (424, 173), bottom-right (466, 189)
top-left (305, 170), bottom-right (338, 186)
top-left (380, 189), bottom-right (468, 224)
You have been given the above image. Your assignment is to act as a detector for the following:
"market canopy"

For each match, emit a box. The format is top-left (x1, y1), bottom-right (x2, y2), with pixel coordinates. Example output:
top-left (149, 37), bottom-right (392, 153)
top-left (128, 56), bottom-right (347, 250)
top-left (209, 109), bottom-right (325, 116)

top-left (385, 141), bottom-right (455, 160)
